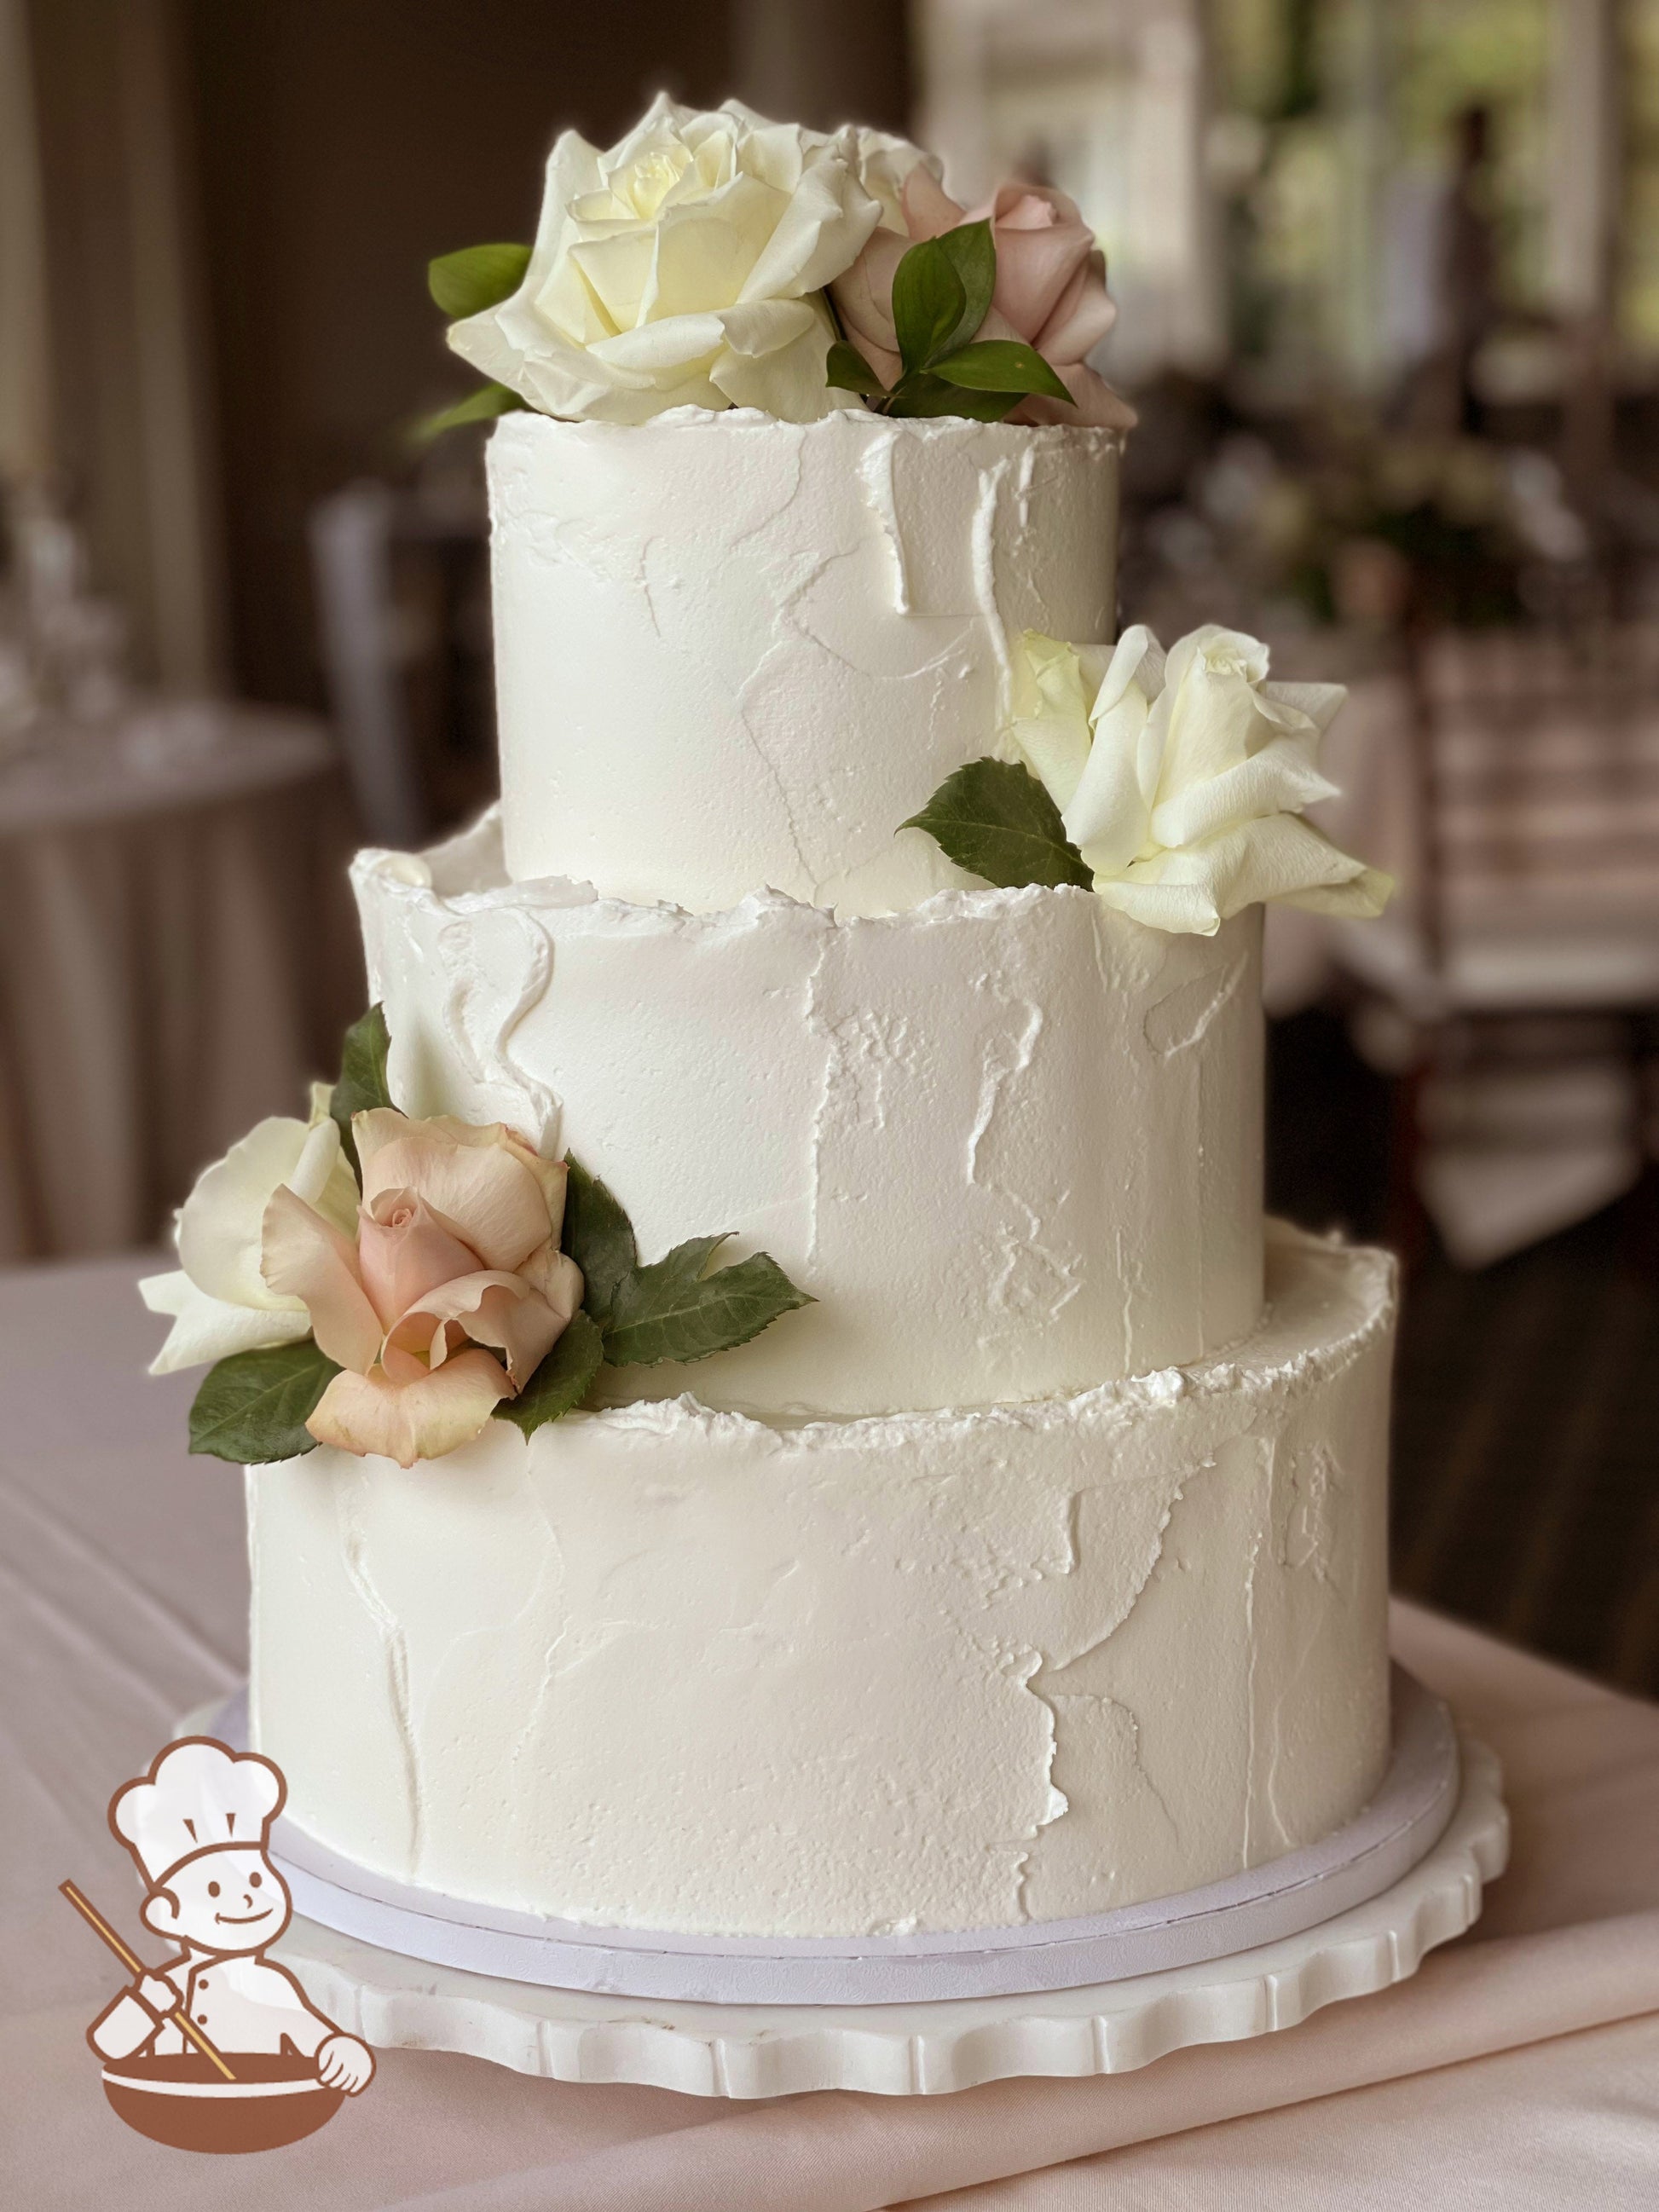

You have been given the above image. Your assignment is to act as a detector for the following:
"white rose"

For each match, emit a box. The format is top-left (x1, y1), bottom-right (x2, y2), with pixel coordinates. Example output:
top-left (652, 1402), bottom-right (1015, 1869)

top-left (448, 95), bottom-right (928, 426)
top-left (141, 1105), bottom-right (359, 1375)
top-left (1009, 623), bottom-right (1393, 936)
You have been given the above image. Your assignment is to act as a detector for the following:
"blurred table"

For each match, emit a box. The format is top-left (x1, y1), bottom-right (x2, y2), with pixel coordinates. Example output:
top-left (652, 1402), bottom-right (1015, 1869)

top-left (3, 1255), bottom-right (1657, 2209)
top-left (0, 702), bottom-right (359, 1261)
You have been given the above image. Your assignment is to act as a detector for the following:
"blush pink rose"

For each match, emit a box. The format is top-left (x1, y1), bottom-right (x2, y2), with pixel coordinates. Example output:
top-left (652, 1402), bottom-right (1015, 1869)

top-left (261, 1110), bottom-right (583, 1467)
top-left (830, 169), bottom-right (1135, 430)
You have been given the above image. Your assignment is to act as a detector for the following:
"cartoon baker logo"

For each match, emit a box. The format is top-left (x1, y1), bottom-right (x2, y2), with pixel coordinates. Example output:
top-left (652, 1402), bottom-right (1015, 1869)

top-left (61, 1736), bottom-right (373, 2154)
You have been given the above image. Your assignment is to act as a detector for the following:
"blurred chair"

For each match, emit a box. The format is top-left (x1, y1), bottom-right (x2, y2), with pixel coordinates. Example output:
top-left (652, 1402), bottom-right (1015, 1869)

top-left (309, 482), bottom-right (426, 851)
top-left (309, 471), bottom-right (496, 852)
top-left (1333, 623), bottom-right (1659, 1266)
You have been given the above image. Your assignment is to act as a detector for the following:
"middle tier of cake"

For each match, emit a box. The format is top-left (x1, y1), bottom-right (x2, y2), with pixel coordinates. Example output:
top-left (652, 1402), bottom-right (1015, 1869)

top-left (357, 816), bottom-right (1265, 1417)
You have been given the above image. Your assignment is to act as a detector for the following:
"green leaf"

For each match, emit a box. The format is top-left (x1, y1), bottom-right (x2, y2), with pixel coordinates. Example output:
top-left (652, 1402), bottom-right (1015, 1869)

top-left (188, 1341), bottom-right (340, 1464)
top-left (903, 759), bottom-right (1095, 892)
top-left (891, 234), bottom-right (968, 376)
top-left (934, 221), bottom-right (996, 350)
top-left (494, 1311), bottom-right (605, 1436)
top-left (562, 1157), bottom-right (638, 1324)
top-left (428, 242), bottom-right (532, 320)
top-left (930, 338), bottom-right (1075, 405)
top-left (410, 383), bottom-right (528, 444)
top-left (887, 375), bottom-right (1020, 422)
top-left (331, 1005), bottom-right (395, 1182)
top-left (605, 1237), bottom-right (813, 1369)
top-left (826, 340), bottom-right (887, 397)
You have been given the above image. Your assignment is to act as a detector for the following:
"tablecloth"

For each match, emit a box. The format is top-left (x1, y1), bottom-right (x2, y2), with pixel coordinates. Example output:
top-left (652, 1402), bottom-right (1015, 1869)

top-left (3, 1256), bottom-right (1656, 2209)
top-left (0, 705), bottom-right (360, 1262)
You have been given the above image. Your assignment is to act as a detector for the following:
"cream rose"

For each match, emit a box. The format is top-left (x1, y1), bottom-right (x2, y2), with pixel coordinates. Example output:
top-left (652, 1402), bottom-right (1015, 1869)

top-left (831, 169), bottom-right (1136, 430)
top-left (1009, 624), bottom-right (1393, 935)
top-left (141, 1100), bottom-right (359, 1375)
top-left (448, 95), bottom-right (927, 426)
top-left (261, 1112), bottom-right (582, 1468)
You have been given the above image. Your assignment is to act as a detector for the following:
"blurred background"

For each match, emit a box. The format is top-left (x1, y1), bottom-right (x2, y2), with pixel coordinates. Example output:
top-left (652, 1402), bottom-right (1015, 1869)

top-left (1, 0), bottom-right (1655, 1689)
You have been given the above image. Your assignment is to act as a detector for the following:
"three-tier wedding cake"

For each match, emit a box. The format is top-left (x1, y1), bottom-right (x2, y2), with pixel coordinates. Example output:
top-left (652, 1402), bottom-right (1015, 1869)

top-left (146, 98), bottom-right (1398, 1953)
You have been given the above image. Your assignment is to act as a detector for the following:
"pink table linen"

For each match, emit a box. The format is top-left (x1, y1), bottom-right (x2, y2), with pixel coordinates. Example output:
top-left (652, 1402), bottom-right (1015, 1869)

top-left (3, 1256), bottom-right (1656, 2209)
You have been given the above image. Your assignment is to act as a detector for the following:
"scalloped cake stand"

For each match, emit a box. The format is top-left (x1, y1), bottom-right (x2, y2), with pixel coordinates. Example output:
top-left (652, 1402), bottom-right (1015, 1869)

top-left (183, 1685), bottom-right (1507, 2099)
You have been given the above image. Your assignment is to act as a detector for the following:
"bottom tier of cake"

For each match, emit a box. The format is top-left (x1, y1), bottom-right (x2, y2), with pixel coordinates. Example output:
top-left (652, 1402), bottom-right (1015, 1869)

top-left (247, 1222), bottom-right (1395, 1941)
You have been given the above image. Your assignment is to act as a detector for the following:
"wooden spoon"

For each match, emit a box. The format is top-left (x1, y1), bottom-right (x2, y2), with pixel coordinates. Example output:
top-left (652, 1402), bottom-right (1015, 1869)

top-left (61, 1879), bottom-right (237, 2082)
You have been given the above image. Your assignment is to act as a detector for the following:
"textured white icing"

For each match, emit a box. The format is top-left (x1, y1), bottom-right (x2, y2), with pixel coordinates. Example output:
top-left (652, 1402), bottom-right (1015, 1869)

top-left (354, 816), bottom-right (1264, 1416)
top-left (488, 406), bottom-right (1122, 912)
top-left (247, 1225), bottom-right (1396, 1938)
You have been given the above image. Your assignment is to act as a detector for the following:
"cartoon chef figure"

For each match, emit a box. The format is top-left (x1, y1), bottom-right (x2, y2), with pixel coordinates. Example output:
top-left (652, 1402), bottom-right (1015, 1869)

top-left (87, 1737), bottom-right (374, 2094)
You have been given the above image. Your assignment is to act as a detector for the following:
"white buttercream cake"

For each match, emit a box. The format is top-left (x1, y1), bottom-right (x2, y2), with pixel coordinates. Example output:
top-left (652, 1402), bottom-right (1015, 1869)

top-left (248, 404), bottom-right (1396, 1940)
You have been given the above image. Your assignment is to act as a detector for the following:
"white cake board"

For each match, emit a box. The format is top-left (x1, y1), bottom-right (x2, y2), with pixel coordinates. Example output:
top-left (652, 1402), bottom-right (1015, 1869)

top-left (204, 1668), bottom-right (1467, 2010)
top-left (175, 1717), bottom-right (1505, 2098)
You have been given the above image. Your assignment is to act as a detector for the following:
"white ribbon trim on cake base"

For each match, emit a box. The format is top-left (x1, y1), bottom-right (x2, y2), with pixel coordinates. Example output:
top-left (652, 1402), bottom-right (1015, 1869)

top-left (214, 1666), bottom-right (1460, 2007)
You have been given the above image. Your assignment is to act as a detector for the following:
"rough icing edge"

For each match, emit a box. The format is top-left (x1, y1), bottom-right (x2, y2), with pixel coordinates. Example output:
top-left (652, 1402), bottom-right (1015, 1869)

top-left (489, 400), bottom-right (1129, 459)
top-left (355, 806), bottom-right (1188, 950)
top-left (275, 1215), bottom-right (1390, 1455)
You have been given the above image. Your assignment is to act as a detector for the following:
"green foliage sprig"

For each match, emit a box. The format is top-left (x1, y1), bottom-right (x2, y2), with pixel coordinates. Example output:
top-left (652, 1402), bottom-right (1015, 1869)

top-left (328, 1003), bottom-right (393, 1180)
top-left (829, 222), bottom-right (1074, 424)
top-left (904, 759), bottom-right (1093, 891)
top-left (551, 1160), bottom-right (812, 1391)
top-left (415, 242), bottom-right (533, 442)
top-left (187, 1008), bottom-right (812, 1462)
top-left (188, 1340), bottom-right (342, 1465)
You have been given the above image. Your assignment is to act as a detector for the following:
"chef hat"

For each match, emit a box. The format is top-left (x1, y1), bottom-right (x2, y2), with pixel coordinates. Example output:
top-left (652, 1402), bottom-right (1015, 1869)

top-left (110, 1737), bottom-right (286, 1891)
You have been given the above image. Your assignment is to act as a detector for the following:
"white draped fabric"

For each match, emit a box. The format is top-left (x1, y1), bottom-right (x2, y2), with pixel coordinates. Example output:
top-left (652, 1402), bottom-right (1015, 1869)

top-left (0, 707), bottom-right (359, 1260)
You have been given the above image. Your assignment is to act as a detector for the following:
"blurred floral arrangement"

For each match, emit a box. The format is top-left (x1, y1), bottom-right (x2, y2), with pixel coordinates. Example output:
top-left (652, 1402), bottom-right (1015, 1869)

top-left (1130, 423), bottom-right (1592, 647)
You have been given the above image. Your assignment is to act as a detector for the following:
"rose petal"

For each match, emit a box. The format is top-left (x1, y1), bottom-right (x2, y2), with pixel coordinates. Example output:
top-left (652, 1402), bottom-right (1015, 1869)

top-left (742, 159), bottom-right (877, 302)
top-left (286, 1118), bottom-right (360, 1241)
top-left (496, 1137), bottom-right (568, 1235)
top-left (1014, 362), bottom-right (1137, 431)
top-left (1153, 627), bottom-right (1285, 801)
top-left (384, 1268), bottom-right (568, 1389)
top-left (1062, 627), bottom-right (1165, 871)
top-left (829, 224), bottom-right (906, 361)
top-left (1262, 678), bottom-right (1349, 740)
top-left (380, 1326), bottom-right (459, 1387)
top-left (306, 1352), bottom-right (512, 1468)
top-left (1096, 811), bottom-right (1390, 934)
top-left (356, 1116), bottom-right (555, 1273)
top-left (1032, 251), bottom-right (1117, 364)
top-left (519, 1241), bottom-right (584, 1323)
top-left (455, 1280), bottom-right (568, 1388)
top-left (261, 1187), bottom-right (382, 1374)
top-left (901, 166), bottom-right (964, 240)
top-left (1008, 632), bottom-right (1097, 811)
top-left (986, 189), bottom-right (1061, 233)
top-left (713, 301), bottom-right (836, 421)
top-left (990, 219), bottom-right (1090, 344)
top-left (176, 1118), bottom-right (314, 1310)
top-left (856, 129), bottom-right (939, 232)
top-left (1148, 731), bottom-right (1338, 852)
top-left (140, 1271), bottom-right (313, 1377)
top-left (356, 1191), bottom-right (483, 1332)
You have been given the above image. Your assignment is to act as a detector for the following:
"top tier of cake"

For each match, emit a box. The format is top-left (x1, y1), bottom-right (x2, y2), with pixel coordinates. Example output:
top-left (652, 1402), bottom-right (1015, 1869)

top-left (489, 407), bottom-right (1122, 912)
